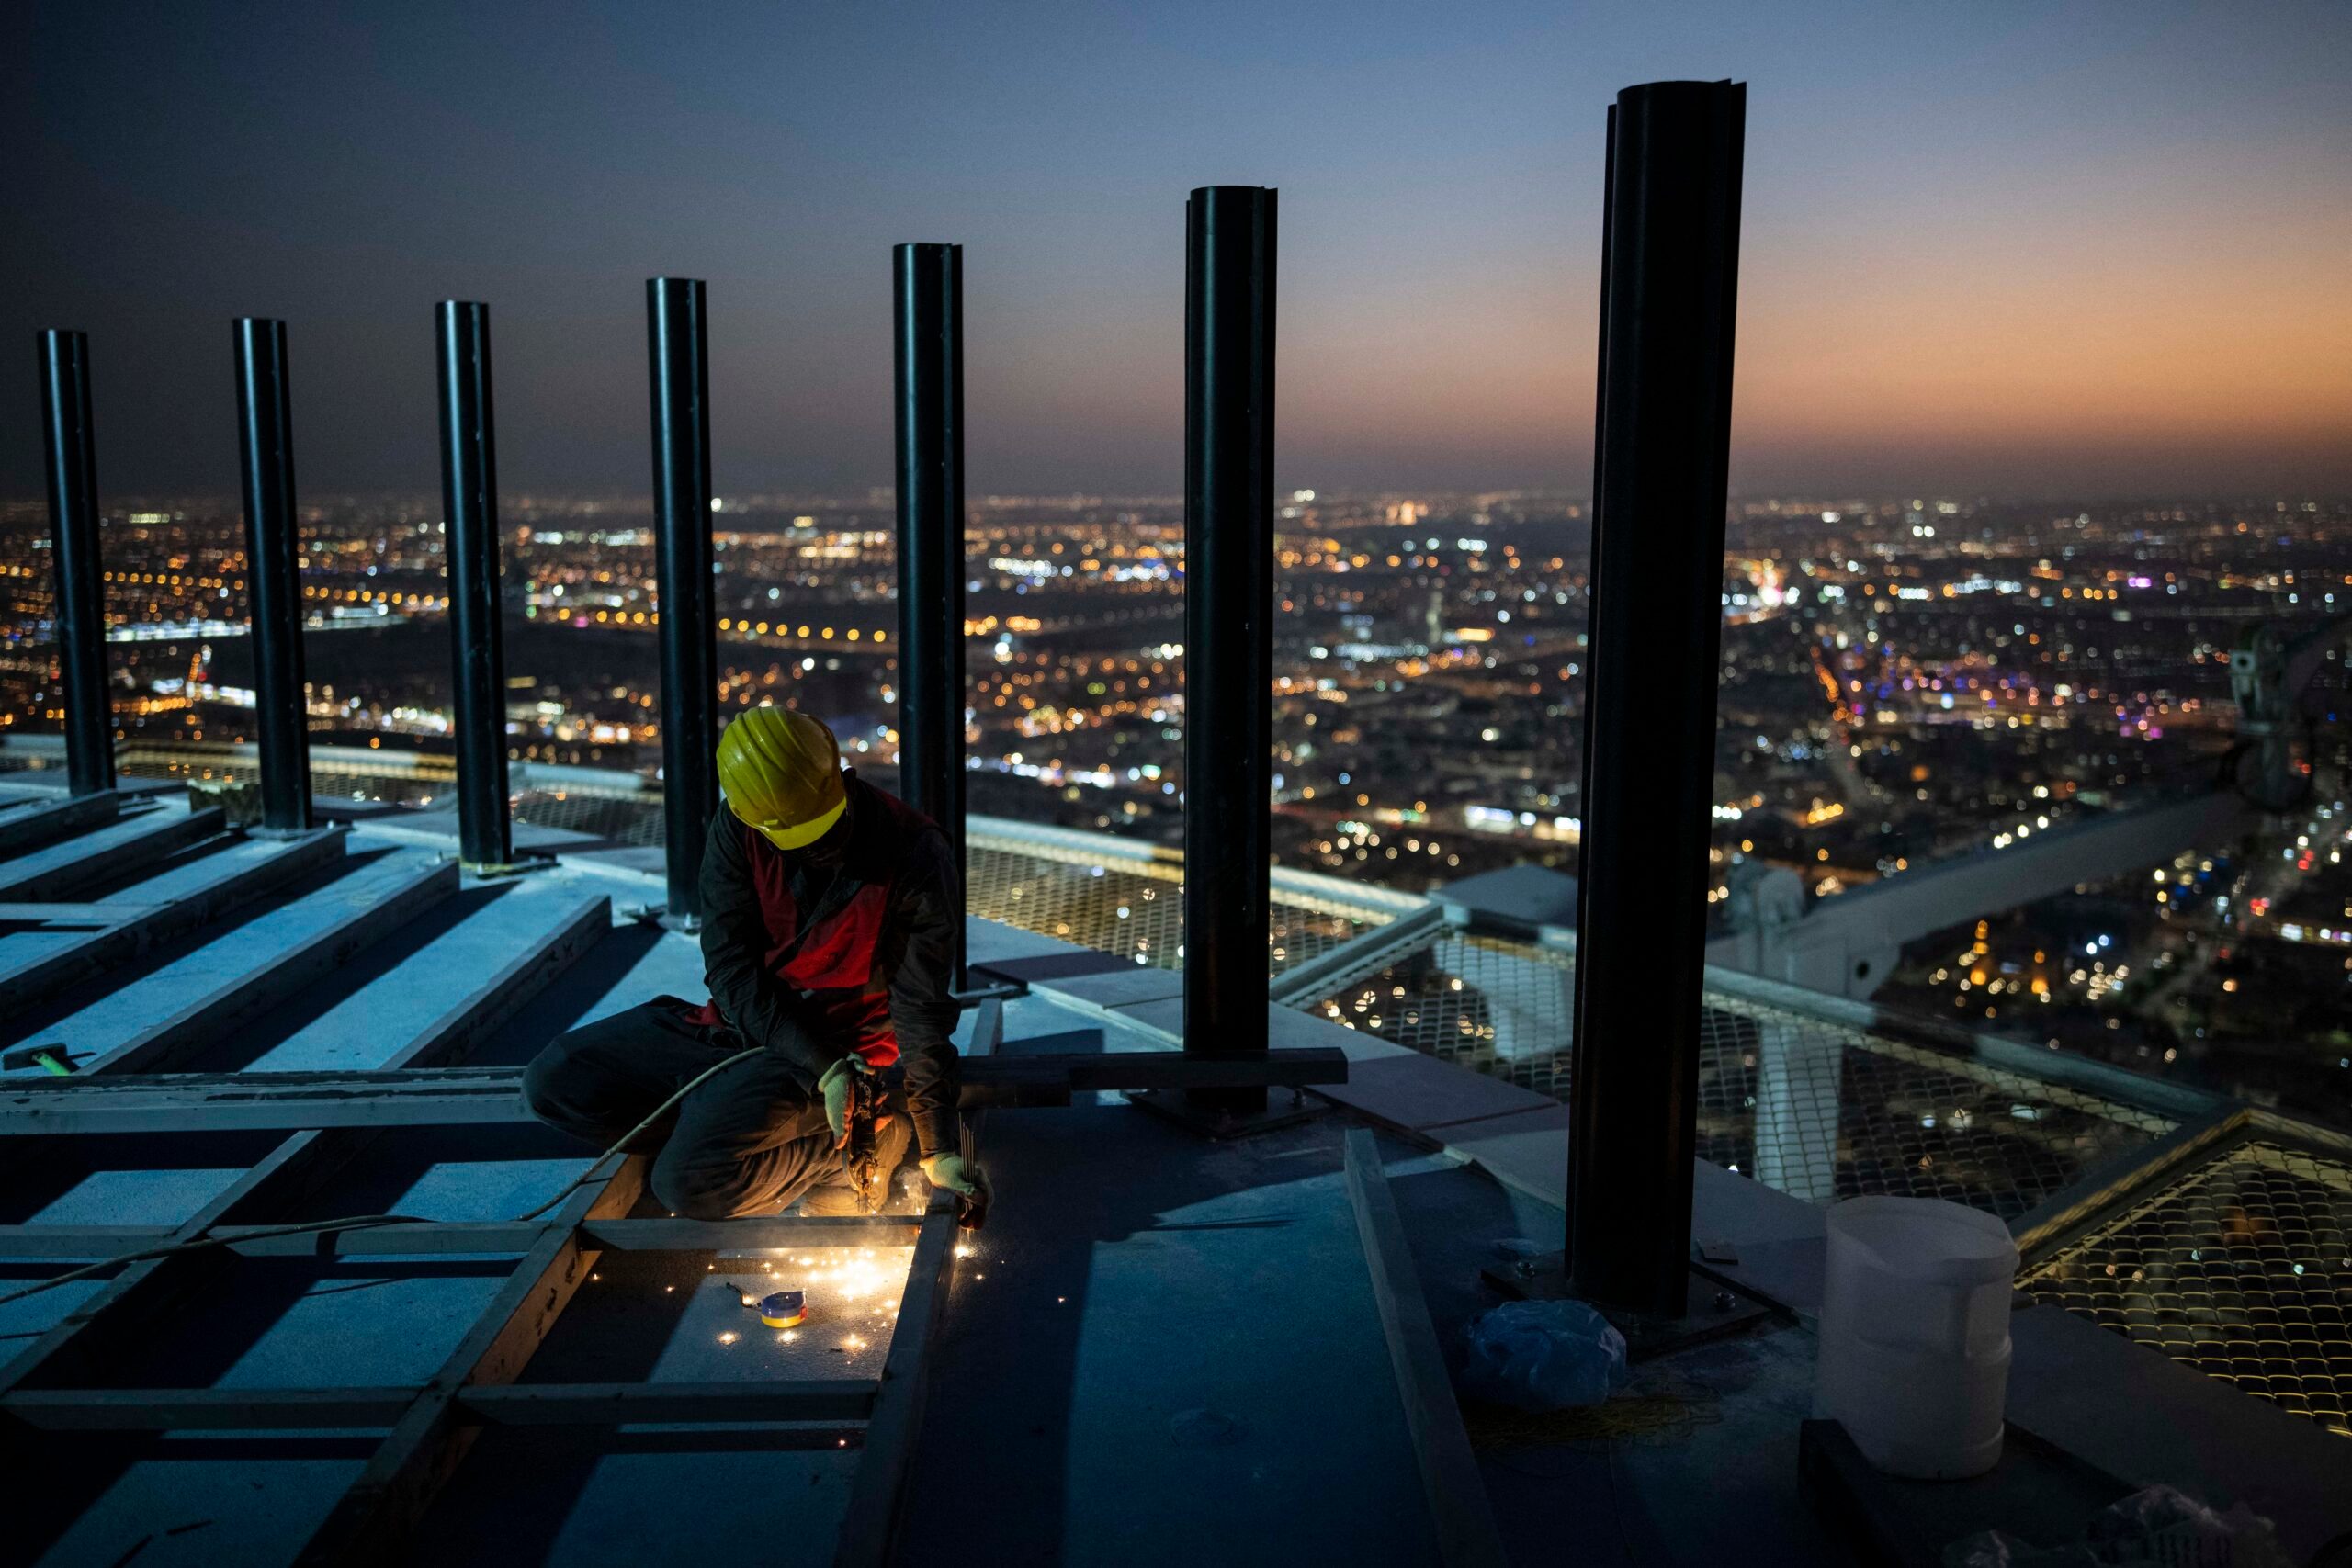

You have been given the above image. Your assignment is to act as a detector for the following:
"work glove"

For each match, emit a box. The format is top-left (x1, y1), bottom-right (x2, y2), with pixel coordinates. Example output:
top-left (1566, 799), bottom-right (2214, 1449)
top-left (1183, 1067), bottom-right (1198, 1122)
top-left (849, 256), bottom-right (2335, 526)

top-left (818, 1055), bottom-right (869, 1147)
top-left (920, 1152), bottom-right (987, 1198)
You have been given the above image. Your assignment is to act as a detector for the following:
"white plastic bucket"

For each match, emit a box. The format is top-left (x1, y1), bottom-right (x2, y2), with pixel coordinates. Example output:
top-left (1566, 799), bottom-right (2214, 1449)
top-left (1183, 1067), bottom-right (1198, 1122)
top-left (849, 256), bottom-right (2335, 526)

top-left (1815, 1195), bottom-right (2018, 1479)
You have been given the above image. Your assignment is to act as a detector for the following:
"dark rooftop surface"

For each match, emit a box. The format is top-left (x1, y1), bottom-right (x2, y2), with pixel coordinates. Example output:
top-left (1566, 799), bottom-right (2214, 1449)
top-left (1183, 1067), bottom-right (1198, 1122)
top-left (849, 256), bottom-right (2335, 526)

top-left (2, 768), bottom-right (2347, 1566)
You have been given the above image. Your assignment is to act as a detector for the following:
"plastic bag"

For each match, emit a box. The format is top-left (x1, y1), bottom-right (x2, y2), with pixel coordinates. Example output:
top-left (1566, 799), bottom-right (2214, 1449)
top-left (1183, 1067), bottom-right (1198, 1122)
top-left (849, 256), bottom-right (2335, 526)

top-left (1942, 1484), bottom-right (2295, 1568)
top-left (1458, 1298), bottom-right (1630, 1411)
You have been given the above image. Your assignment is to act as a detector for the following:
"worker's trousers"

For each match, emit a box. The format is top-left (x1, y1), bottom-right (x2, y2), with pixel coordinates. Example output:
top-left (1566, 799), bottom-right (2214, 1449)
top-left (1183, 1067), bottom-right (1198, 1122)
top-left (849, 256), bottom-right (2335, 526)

top-left (522, 998), bottom-right (843, 1220)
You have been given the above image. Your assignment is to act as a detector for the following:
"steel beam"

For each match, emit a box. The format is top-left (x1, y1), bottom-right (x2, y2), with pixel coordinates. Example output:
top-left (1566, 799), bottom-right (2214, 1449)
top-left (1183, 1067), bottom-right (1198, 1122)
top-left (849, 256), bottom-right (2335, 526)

top-left (1, 1379), bottom-right (878, 1434)
top-left (0, 792), bottom-right (121, 859)
top-left (0, 1214), bottom-right (924, 1261)
top-left (892, 242), bottom-right (968, 984)
top-left (1344, 1131), bottom-right (1510, 1568)
top-left (833, 1197), bottom-right (963, 1564)
top-left (0, 1049), bottom-right (1351, 1134)
top-left (1181, 184), bottom-right (1278, 1113)
top-left (647, 276), bottom-right (719, 923)
top-left (1566, 80), bottom-right (1746, 1314)
top-left (391, 891), bottom-right (610, 1071)
top-left (232, 318), bottom-right (313, 831)
top-left (435, 301), bottom-right (513, 868)
top-left (1266, 902), bottom-right (1448, 1007)
top-left (459, 1379), bottom-right (876, 1427)
top-left (79, 853), bottom-right (458, 1075)
top-left (35, 330), bottom-right (114, 795)
top-left (0, 822), bottom-right (343, 1015)
top-left (0, 802), bottom-right (223, 902)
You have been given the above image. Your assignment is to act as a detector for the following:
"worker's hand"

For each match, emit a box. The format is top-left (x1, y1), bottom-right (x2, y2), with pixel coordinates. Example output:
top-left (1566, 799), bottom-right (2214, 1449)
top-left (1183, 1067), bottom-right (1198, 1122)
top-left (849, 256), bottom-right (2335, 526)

top-left (818, 1055), bottom-right (868, 1147)
top-left (920, 1152), bottom-right (987, 1198)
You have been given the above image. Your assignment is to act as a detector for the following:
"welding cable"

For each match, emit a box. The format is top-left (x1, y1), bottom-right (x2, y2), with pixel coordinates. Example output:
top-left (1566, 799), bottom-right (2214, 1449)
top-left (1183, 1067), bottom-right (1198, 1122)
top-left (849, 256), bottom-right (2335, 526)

top-left (507, 1045), bottom-right (763, 1221)
top-left (0, 1214), bottom-right (427, 1309)
top-left (0, 1045), bottom-right (769, 1308)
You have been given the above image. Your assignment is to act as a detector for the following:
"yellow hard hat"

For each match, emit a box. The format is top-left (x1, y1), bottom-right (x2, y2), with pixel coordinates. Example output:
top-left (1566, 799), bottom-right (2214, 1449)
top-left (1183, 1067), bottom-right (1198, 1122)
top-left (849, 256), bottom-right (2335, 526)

top-left (717, 708), bottom-right (848, 851)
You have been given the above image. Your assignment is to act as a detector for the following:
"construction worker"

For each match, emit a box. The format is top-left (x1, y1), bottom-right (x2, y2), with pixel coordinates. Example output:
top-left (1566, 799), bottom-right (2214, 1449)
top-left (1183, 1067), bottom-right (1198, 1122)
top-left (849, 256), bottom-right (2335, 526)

top-left (523, 707), bottom-right (985, 1219)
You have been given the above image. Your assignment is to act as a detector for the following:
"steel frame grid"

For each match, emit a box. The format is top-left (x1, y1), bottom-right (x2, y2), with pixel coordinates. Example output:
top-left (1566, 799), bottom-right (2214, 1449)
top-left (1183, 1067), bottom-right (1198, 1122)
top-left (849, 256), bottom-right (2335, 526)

top-left (1, 1168), bottom-right (967, 1566)
top-left (0, 852), bottom-right (968, 1568)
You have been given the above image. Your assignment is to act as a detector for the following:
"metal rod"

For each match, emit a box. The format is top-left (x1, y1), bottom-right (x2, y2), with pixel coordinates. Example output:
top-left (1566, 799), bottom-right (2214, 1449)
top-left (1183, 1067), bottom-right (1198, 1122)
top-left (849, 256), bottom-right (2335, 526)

top-left (36, 330), bottom-right (114, 795)
top-left (232, 319), bottom-right (312, 830)
top-left (1566, 80), bottom-right (1747, 1315)
top-left (647, 277), bottom-right (718, 923)
top-left (435, 300), bottom-right (513, 867)
top-left (892, 242), bottom-right (968, 987)
top-left (1181, 185), bottom-right (1277, 1113)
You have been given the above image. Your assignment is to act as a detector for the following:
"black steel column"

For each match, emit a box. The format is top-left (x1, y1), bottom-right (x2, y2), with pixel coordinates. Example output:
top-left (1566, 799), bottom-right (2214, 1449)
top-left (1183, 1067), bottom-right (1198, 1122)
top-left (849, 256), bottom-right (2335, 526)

top-left (893, 243), bottom-right (968, 985)
top-left (232, 319), bottom-right (311, 831)
top-left (1182, 186), bottom-right (1277, 1111)
top-left (647, 277), bottom-right (718, 921)
top-left (37, 331), bottom-right (115, 795)
top-left (1566, 81), bottom-right (1746, 1314)
top-left (435, 301), bottom-right (512, 867)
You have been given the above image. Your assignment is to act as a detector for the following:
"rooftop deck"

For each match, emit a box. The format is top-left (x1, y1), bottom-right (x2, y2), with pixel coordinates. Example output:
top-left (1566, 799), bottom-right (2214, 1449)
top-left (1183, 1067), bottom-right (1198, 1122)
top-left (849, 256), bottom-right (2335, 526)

top-left (3, 761), bottom-right (2347, 1565)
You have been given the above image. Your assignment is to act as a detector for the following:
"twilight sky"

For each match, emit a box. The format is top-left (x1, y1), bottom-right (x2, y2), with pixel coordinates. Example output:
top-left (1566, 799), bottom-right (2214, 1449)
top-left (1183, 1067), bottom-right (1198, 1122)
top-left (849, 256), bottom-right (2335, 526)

top-left (6, 1), bottom-right (2348, 502)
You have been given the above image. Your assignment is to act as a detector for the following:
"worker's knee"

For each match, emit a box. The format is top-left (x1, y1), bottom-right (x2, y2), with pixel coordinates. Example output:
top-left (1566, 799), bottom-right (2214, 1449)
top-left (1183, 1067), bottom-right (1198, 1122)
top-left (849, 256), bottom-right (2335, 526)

top-left (519, 1038), bottom-right (576, 1123)
top-left (650, 1152), bottom-right (755, 1221)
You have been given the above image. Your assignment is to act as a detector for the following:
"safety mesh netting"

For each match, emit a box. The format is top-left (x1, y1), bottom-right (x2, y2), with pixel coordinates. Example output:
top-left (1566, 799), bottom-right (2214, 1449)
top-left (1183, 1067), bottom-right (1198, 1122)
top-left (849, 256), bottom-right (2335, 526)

top-left (1298, 931), bottom-right (2175, 1222)
top-left (960, 827), bottom-right (1390, 985)
top-left (106, 747), bottom-right (670, 845)
top-left (2020, 1139), bottom-right (2352, 1438)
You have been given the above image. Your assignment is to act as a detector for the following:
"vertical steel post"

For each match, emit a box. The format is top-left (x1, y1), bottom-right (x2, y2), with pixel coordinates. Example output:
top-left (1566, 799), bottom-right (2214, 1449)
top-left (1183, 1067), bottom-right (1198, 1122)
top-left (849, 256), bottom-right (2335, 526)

top-left (1182, 186), bottom-right (1277, 1113)
top-left (232, 319), bottom-right (312, 831)
top-left (36, 331), bottom-right (115, 796)
top-left (647, 277), bottom-right (719, 922)
top-left (893, 243), bottom-right (969, 986)
top-left (435, 301), bottom-right (512, 867)
top-left (1566, 81), bottom-right (1746, 1315)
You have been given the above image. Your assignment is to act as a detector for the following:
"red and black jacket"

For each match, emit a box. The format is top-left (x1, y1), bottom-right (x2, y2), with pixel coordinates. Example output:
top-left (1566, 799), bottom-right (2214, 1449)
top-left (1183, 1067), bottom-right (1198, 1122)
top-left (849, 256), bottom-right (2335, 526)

top-left (693, 772), bottom-right (962, 1156)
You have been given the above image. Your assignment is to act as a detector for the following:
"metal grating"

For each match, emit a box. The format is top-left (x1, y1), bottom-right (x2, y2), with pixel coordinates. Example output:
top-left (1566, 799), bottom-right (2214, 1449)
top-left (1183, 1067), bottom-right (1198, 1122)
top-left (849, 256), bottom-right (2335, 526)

top-left (2023, 1139), bottom-right (2352, 1438)
top-left (508, 788), bottom-right (666, 845)
top-left (112, 746), bottom-right (670, 844)
top-left (115, 747), bottom-right (452, 807)
top-left (1300, 932), bottom-right (2176, 1222)
top-left (961, 832), bottom-right (1390, 981)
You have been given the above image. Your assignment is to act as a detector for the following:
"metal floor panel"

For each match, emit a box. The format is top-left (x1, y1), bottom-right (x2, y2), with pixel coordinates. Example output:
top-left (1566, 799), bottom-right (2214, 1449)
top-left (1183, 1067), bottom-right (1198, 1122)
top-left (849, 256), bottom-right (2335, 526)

top-left (242, 873), bottom-right (607, 1073)
top-left (4, 849), bottom-right (443, 1070)
top-left (0, 797), bottom-right (207, 897)
top-left (28, 1445), bottom-right (372, 1568)
top-left (899, 1105), bottom-right (1442, 1568)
